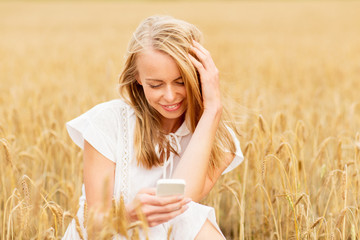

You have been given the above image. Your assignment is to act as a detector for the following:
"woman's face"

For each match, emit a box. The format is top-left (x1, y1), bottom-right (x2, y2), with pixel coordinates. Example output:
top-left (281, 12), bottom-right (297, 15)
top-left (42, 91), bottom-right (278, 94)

top-left (136, 48), bottom-right (187, 128)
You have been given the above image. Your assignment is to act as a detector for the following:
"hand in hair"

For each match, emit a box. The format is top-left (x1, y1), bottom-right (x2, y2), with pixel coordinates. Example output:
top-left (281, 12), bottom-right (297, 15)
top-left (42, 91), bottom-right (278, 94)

top-left (172, 41), bottom-right (223, 201)
top-left (188, 40), bottom-right (222, 115)
top-left (125, 188), bottom-right (191, 227)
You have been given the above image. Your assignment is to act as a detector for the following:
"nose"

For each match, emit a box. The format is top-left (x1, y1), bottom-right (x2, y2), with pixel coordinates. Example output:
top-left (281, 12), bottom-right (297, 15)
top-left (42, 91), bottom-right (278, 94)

top-left (163, 86), bottom-right (176, 103)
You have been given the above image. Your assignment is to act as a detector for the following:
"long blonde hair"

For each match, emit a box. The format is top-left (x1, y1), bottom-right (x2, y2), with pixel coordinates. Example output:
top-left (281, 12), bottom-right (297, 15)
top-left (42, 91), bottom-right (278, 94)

top-left (119, 15), bottom-right (236, 175)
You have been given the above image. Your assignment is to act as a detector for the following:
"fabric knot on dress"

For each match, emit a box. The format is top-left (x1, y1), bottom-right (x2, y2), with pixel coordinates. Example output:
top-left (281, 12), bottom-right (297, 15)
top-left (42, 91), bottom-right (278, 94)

top-left (162, 133), bottom-right (181, 179)
top-left (155, 121), bottom-right (190, 179)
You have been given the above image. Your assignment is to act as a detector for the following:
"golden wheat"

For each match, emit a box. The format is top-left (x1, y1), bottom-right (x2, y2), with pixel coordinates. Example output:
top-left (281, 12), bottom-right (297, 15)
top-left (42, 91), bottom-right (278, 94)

top-left (1, 1), bottom-right (360, 239)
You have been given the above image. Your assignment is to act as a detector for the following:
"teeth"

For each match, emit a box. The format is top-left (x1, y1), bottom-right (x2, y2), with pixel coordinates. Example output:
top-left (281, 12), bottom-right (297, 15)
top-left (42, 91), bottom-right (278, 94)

top-left (166, 104), bottom-right (179, 109)
top-left (165, 103), bottom-right (179, 109)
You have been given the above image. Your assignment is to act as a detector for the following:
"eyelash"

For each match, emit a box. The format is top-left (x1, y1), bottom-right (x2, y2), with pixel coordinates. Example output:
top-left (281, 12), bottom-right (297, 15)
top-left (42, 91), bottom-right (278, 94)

top-left (148, 82), bottom-right (184, 88)
top-left (149, 84), bottom-right (161, 89)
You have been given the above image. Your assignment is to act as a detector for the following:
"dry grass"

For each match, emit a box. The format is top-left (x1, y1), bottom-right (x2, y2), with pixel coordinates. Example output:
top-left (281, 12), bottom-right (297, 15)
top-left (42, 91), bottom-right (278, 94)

top-left (1, 1), bottom-right (360, 239)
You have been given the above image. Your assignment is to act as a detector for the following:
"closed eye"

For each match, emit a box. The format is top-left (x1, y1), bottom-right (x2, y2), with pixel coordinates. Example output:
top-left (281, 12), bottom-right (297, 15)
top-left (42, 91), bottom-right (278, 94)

top-left (148, 83), bottom-right (162, 88)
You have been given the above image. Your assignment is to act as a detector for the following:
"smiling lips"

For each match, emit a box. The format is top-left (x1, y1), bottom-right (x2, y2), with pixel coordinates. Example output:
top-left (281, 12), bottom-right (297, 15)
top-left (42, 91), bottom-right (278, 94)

top-left (161, 101), bottom-right (182, 112)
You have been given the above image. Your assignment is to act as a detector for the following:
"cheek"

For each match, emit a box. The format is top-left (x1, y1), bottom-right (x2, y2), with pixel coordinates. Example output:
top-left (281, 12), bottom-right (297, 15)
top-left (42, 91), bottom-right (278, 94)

top-left (181, 88), bottom-right (187, 98)
top-left (142, 88), bottom-right (158, 103)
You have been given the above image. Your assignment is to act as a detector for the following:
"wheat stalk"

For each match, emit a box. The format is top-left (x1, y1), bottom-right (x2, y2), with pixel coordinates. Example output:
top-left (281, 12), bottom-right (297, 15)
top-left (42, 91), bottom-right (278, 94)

top-left (167, 224), bottom-right (173, 240)
top-left (258, 114), bottom-right (268, 135)
top-left (294, 193), bottom-right (306, 207)
top-left (310, 217), bottom-right (324, 229)
top-left (20, 176), bottom-right (30, 233)
top-left (74, 215), bottom-right (85, 240)
top-left (0, 138), bottom-right (14, 170)
top-left (1, 2), bottom-right (360, 238)
top-left (342, 166), bottom-right (348, 239)
top-left (335, 208), bottom-right (347, 229)
top-left (83, 201), bottom-right (88, 229)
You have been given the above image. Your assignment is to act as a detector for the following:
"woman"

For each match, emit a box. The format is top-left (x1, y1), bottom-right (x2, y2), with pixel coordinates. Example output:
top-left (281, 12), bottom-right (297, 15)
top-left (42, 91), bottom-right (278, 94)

top-left (63, 15), bottom-right (243, 239)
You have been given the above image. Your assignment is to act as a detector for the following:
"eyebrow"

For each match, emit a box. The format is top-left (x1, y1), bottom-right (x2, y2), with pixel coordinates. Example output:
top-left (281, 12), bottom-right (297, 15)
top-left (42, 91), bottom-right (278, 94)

top-left (145, 76), bottom-right (182, 82)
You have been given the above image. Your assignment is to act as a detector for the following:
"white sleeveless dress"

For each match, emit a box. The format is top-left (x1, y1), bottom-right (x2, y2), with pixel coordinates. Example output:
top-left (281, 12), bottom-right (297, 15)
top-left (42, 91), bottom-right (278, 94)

top-left (62, 99), bottom-right (243, 240)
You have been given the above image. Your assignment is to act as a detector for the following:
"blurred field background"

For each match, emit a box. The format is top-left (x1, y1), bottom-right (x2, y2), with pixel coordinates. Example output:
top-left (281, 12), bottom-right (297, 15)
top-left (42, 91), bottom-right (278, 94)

top-left (1, 0), bottom-right (360, 239)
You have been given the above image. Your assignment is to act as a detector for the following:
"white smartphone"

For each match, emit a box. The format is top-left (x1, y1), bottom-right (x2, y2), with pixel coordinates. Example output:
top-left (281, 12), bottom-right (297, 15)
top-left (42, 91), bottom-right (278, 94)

top-left (156, 179), bottom-right (186, 197)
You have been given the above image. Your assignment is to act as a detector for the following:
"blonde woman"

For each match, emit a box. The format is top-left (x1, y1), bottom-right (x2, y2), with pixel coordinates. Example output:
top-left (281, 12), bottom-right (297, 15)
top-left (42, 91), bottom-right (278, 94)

top-left (63, 15), bottom-right (243, 239)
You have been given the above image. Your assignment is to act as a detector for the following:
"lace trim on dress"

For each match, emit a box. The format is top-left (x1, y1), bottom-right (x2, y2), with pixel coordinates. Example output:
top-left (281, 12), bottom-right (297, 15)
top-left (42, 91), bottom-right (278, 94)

top-left (114, 105), bottom-right (131, 203)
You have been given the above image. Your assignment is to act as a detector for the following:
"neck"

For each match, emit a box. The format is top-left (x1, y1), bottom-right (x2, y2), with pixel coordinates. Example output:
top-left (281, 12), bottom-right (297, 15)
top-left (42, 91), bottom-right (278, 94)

top-left (161, 115), bottom-right (185, 134)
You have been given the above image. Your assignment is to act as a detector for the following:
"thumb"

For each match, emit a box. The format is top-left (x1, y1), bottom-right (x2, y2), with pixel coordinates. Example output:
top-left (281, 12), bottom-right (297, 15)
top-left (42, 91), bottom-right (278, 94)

top-left (138, 188), bottom-right (156, 195)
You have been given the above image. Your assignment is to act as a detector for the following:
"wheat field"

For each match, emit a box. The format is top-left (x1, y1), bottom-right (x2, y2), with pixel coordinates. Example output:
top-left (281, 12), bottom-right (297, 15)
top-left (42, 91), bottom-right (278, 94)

top-left (1, 1), bottom-right (360, 239)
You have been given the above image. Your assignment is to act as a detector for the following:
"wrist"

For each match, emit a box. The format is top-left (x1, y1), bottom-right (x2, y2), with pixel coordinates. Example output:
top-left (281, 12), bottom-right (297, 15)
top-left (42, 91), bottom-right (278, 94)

top-left (125, 202), bottom-right (137, 223)
top-left (203, 104), bottom-right (222, 118)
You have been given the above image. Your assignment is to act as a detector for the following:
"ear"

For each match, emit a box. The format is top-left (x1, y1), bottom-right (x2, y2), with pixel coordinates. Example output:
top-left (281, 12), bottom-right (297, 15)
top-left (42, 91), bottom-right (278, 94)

top-left (135, 73), bottom-right (142, 85)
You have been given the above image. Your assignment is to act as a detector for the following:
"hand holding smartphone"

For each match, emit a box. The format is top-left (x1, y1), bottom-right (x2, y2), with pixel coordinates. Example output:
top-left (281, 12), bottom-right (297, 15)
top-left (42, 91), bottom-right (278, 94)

top-left (156, 179), bottom-right (186, 197)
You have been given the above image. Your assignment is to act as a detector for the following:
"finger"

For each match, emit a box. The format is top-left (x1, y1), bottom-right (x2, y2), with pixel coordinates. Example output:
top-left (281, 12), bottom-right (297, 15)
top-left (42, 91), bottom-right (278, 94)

top-left (138, 188), bottom-right (156, 195)
top-left (158, 198), bottom-right (191, 213)
top-left (139, 193), bottom-right (185, 207)
top-left (125, 202), bottom-right (139, 221)
top-left (188, 53), bottom-right (206, 75)
top-left (144, 197), bottom-right (191, 216)
top-left (147, 204), bottom-right (190, 227)
top-left (192, 40), bottom-right (216, 68)
top-left (189, 45), bottom-right (207, 66)
top-left (192, 40), bottom-right (209, 56)
top-left (190, 44), bottom-right (216, 70)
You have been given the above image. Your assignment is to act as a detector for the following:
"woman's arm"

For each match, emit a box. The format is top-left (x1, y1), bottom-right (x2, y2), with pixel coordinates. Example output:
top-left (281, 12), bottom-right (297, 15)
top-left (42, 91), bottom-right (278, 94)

top-left (84, 141), bottom-right (116, 211)
top-left (172, 41), bottom-right (227, 202)
top-left (83, 140), bottom-right (190, 233)
top-left (199, 152), bottom-right (235, 201)
top-left (83, 140), bottom-right (115, 235)
top-left (172, 111), bottom-right (221, 201)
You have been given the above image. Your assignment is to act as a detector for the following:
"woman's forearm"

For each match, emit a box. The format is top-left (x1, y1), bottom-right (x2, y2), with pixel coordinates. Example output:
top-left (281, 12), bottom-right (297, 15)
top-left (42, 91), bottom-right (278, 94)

top-left (172, 108), bottom-right (222, 200)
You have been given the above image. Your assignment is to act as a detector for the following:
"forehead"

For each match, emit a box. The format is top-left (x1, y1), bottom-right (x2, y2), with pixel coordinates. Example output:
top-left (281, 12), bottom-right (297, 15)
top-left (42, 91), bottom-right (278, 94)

top-left (136, 48), bottom-right (181, 80)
